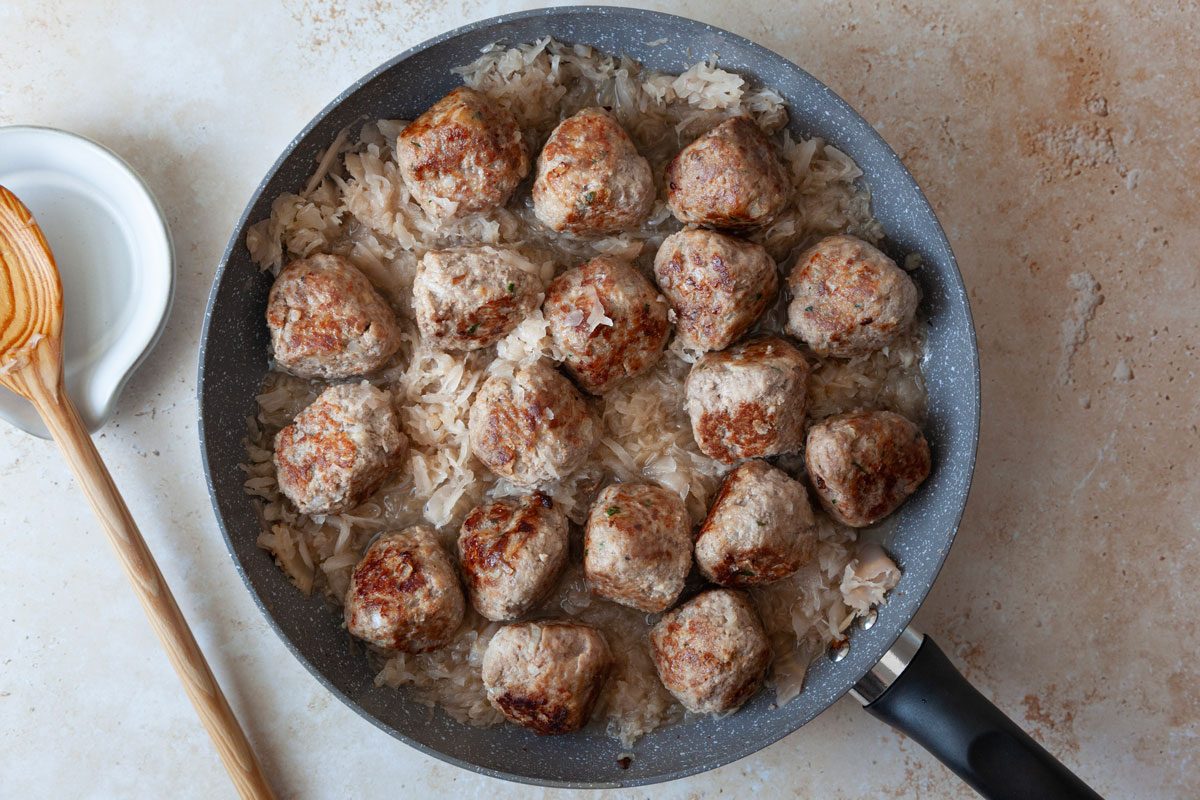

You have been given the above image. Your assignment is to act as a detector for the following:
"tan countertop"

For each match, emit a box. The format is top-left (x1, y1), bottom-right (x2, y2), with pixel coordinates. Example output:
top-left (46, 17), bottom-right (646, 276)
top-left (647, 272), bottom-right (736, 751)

top-left (1, 1), bottom-right (1195, 797)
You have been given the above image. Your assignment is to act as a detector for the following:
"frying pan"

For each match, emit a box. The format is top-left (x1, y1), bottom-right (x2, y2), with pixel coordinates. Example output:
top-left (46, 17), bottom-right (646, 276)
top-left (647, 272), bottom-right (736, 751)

top-left (199, 7), bottom-right (1100, 796)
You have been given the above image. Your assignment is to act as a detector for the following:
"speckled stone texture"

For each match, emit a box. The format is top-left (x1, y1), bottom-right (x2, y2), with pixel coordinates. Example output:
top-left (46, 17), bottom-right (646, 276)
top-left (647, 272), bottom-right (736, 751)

top-left (0, 2), bottom-right (1195, 798)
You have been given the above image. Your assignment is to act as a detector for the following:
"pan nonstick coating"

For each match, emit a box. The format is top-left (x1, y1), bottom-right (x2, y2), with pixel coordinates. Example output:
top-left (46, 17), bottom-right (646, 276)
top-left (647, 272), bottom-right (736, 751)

top-left (198, 7), bottom-right (980, 788)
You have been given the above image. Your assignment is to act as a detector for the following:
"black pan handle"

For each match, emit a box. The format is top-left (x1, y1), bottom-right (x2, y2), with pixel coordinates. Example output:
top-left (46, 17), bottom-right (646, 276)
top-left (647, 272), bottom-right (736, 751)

top-left (855, 629), bottom-right (1103, 800)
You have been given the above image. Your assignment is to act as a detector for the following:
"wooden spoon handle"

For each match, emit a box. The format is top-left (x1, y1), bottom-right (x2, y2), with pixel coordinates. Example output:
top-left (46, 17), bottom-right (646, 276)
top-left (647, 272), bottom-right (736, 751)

top-left (30, 386), bottom-right (276, 799)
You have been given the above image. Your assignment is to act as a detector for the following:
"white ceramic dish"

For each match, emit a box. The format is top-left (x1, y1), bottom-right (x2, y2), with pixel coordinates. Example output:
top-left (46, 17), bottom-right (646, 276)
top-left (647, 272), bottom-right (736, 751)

top-left (0, 126), bottom-right (174, 437)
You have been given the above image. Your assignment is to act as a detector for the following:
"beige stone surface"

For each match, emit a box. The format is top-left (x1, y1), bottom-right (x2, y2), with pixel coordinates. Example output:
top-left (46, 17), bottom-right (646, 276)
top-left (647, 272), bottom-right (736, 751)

top-left (0, 1), bottom-right (1196, 797)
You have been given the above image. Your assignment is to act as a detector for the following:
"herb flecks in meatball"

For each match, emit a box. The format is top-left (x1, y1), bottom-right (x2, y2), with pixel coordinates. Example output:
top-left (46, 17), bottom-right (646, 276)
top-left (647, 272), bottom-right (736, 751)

top-left (344, 526), bottom-right (465, 653)
top-left (584, 483), bottom-right (691, 613)
top-left (650, 589), bottom-right (771, 714)
top-left (544, 256), bottom-right (671, 394)
top-left (273, 382), bottom-right (407, 516)
top-left (397, 86), bottom-right (529, 219)
top-left (468, 360), bottom-right (600, 486)
top-left (786, 234), bottom-right (919, 358)
top-left (414, 245), bottom-right (544, 351)
top-left (666, 116), bottom-right (791, 230)
top-left (266, 254), bottom-right (402, 380)
top-left (482, 621), bottom-right (612, 734)
top-left (686, 336), bottom-right (810, 462)
top-left (458, 493), bottom-right (569, 621)
top-left (533, 107), bottom-right (655, 235)
top-left (694, 460), bottom-right (816, 586)
top-left (653, 228), bottom-right (778, 353)
top-left (805, 409), bottom-right (931, 527)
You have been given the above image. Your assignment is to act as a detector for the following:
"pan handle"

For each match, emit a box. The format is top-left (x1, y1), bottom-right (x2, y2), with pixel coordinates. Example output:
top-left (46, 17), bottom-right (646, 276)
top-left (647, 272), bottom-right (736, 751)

top-left (853, 628), bottom-right (1104, 800)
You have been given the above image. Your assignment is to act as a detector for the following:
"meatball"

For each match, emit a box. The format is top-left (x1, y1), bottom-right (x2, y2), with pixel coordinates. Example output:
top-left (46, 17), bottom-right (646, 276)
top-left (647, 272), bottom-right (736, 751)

top-left (274, 382), bottom-right (407, 516)
top-left (694, 460), bottom-right (816, 586)
top-left (653, 228), bottom-right (778, 352)
top-left (396, 86), bottom-right (529, 219)
top-left (649, 589), bottom-right (771, 714)
top-left (457, 493), bottom-right (569, 621)
top-left (805, 409), bottom-right (931, 527)
top-left (583, 483), bottom-right (691, 613)
top-left (266, 254), bottom-right (402, 380)
top-left (665, 116), bottom-right (791, 229)
top-left (468, 360), bottom-right (600, 486)
top-left (482, 621), bottom-right (612, 734)
top-left (413, 245), bottom-right (543, 351)
top-left (532, 107), bottom-right (655, 235)
top-left (685, 336), bottom-right (810, 462)
top-left (786, 234), bottom-right (919, 358)
top-left (344, 526), bottom-right (465, 653)
top-left (543, 256), bottom-right (670, 394)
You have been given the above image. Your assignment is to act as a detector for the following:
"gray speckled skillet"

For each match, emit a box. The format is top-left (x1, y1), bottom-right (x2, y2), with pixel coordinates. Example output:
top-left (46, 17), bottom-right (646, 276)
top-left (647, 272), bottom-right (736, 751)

top-left (199, 8), bottom-right (1100, 797)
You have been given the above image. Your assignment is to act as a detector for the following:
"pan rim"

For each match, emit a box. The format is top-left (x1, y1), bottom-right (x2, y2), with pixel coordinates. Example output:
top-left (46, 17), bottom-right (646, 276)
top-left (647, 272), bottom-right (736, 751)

top-left (198, 5), bottom-right (981, 789)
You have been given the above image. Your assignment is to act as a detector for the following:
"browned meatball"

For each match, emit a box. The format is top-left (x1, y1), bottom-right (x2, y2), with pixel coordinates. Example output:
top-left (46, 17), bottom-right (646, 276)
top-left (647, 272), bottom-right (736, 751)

top-left (266, 254), bottom-right (402, 380)
top-left (482, 621), bottom-right (612, 734)
top-left (805, 409), bottom-right (931, 527)
top-left (786, 235), bottom-right (919, 358)
top-left (457, 493), bottom-right (569, 621)
top-left (653, 229), bottom-right (778, 352)
top-left (413, 246), bottom-right (543, 351)
top-left (543, 256), bottom-right (670, 394)
top-left (467, 360), bottom-right (600, 486)
top-left (273, 382), bottom-right (407, 516)
top-left (344, 526), bottom-right (465, 653)
top-left (532, 107), bottom-right (655, 235)
top-left (694, 460), bottom-right (816, 587)
top-left (649, 589), bottom-right (771, 714)
top-left (685, 336), bottom-right (810, 462)
top-left (583, 483), bottom-right (691, 613)
top-left (396, 86), bottom-right (529, 219)
top-left (665, 116), bottom-right (791, 229)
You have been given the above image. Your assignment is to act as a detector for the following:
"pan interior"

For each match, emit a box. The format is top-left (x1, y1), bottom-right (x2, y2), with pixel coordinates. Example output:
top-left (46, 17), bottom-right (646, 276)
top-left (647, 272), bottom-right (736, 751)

top-left (198, 7), bottom-right (979, 789)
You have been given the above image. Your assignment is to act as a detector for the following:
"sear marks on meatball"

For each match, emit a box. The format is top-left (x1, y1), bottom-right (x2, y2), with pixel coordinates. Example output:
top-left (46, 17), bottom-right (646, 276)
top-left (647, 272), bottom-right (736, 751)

top-left (396, 86), bottom-right (529, 220)
top-left (344, 525), bottom-right (465, 654)
top-left (266, 253), bottom-right (402, 380)
top-left (543, 256), bottom-right (671, 394)
top-left (533, 107), bottom-right (656, 235)
top-left (649, 589), bottom-right (771, 715)
top-left (274, 382), bottom-right (408, 516)
top-left (805, 409), bottom-right (931, 528)
top-left (694, 460), bottom-right (816, 587)
top-left (665, 116), bottom-right (791, 230)
top-left (457, 493), bottom-right (569, 621)
top-left (482, 621), bottom-right (613, 734)
top-left (468, 360), bottom-right (600, 486)
top-left (685, 336), bottom-right (810, 462)
top-left (786, 234), bottom-right (919, 358)
top-left (653, 228), bottom-right (778, 353)
top-left (583, 483), bottom-right (692, 613)
top-left (413, 245), bottom-right (543, 351)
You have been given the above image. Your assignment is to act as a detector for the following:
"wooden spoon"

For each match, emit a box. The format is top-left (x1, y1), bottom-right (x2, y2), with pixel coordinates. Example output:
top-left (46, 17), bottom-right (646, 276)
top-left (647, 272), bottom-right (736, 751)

top-left (0, 185), bottom-right (276, 799)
